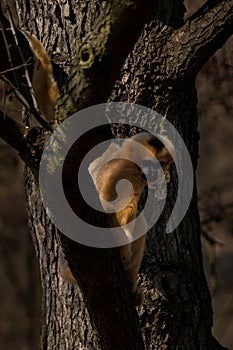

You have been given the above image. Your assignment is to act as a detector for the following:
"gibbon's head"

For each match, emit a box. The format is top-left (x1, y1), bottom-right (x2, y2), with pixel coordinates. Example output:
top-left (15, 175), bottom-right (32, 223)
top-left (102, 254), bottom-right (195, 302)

top-left (122, 132), bottom-right (174, 172)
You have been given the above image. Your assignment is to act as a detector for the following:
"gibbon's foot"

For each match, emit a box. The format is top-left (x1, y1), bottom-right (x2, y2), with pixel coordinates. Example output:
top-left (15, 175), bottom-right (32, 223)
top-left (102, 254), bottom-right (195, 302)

top-left (132, 286), bottom-right (144, 306)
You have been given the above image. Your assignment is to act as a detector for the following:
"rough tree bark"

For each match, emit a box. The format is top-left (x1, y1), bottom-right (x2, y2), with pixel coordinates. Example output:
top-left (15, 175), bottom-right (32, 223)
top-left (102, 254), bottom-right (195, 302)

top-left (0, 0), bottom-right (233, 349)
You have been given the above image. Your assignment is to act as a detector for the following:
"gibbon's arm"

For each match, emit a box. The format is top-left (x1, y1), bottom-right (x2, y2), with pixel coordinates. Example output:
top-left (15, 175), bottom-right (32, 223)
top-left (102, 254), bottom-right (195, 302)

top-left (22, 31), bottom-right (59, 121)
top-left (88, 141), bottom-right (120, 183)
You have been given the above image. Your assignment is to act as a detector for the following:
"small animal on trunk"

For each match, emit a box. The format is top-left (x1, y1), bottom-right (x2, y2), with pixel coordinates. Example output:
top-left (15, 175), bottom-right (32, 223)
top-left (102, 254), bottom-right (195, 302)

top-left (89, 132), bottom-right (174, 304)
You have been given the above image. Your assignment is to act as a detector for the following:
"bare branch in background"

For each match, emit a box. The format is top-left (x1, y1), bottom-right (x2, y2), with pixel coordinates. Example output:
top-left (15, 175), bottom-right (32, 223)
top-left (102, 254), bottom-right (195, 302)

top-left (199, 183), bottom-right (233, 232)
top-left (199, 183), bottom-right (233, 295)
top-left (0, 3), bottom-right (52, 130)
top-left (170, 0), bottom-right (233, 78)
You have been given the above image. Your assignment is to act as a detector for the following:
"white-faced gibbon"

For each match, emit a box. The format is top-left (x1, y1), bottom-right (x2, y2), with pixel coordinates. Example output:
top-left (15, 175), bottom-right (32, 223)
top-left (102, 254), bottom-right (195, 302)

top-left (89, 132), bottom-right (174, 304)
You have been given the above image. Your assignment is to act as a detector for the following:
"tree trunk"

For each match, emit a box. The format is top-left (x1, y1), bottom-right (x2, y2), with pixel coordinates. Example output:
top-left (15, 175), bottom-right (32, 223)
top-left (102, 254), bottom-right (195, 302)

top-left (25, 172), bottom-right (99, 349)
top-left (10, 0), bottom-right (233, 349)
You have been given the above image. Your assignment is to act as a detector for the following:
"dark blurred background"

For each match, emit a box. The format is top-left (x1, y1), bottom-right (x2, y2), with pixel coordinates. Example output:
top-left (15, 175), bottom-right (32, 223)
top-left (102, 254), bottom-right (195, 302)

top-left (0, 1), bottom-right (232, 349)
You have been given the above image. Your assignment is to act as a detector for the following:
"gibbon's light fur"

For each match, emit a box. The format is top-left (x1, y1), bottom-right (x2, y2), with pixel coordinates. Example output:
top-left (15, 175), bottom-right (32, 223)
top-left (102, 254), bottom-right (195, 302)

top-left (89, 133), bottom-right (174, 304)
top-left (22, 31), bottom-right (59, 121)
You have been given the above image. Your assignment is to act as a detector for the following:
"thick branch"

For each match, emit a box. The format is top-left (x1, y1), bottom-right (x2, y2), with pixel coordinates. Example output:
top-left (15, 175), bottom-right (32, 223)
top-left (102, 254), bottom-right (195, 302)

top-left (57, 0), bottom-right (154, 118)
top-left (0, 112), bottom-right (26, 152)
top-left (0, 111), bottom-right (39, 177)
top-left (171, 0), bottom-right (233, 78)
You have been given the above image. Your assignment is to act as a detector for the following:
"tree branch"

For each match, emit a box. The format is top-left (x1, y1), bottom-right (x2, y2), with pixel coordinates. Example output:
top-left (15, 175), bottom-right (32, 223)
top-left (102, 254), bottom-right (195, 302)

top-left (57, 0), bottom-right (154, 118)
top-left (0, 111), bottom-right (39, 178)
top-left (171, 0), bottom-right (233, 78)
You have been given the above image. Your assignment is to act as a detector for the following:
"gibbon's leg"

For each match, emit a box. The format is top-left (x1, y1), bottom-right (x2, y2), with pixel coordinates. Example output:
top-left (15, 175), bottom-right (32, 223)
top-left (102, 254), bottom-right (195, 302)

top-left (116, 220), bottom-right (135, 263)
top-left (118, 213), bottom-right (147, 305)
top-left (118, 243), bottom-right (133, 265)
top-left (123, 235), bottom-right (146, 305)
top-left (122, 235), bottom-right (146, 291)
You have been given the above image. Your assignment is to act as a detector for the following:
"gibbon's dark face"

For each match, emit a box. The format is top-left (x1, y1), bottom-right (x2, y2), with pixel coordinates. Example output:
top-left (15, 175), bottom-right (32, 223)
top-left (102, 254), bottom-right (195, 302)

top-left (148, 137), bottom-right (164, 152)
top-left (130, 133), bottom-right (174, 182)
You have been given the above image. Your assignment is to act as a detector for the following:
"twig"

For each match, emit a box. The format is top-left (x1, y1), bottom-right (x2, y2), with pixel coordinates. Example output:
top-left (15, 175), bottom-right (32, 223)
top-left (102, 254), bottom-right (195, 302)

top-left (201, 230), bottom-right (223, 246)
top-left (0, 60), bottom-right (31, 75)
top-left (0, 3), bottom-right (53, 131)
